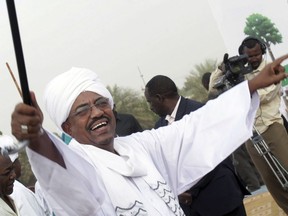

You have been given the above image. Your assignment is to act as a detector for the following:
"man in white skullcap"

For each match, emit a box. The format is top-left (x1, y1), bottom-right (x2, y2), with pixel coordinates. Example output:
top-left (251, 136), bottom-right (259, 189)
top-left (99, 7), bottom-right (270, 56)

top-left (0, 140), bottom-right (19, 216)
top-left (0, 135), bottom-right (46, 216)
top-left (10, 55), bottom-right (288, 216)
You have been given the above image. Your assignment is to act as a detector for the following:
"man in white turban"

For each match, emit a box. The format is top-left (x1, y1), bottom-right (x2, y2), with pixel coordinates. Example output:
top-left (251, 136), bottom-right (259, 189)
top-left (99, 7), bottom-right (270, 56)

top-left (44, 67), bottom-right (114, 132)
top-left (10, 55), bottom-right (288, 216)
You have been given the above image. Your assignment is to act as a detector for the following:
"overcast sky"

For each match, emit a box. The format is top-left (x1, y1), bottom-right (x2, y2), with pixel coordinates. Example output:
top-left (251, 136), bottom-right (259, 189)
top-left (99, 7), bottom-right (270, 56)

top-left (1, 0), bottom-right (288, 135)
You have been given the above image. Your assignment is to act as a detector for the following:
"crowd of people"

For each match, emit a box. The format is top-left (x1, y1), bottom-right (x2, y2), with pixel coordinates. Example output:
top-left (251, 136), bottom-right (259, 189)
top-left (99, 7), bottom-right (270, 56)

top-left (0, 36), bottom-right (288, 216)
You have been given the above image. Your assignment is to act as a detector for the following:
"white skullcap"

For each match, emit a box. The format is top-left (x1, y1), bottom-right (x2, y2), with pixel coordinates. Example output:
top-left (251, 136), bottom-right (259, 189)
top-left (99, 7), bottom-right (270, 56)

top-left (0, 135), bottom-right (19, 162)
top-left (43, 67), bottom-right (114, 132)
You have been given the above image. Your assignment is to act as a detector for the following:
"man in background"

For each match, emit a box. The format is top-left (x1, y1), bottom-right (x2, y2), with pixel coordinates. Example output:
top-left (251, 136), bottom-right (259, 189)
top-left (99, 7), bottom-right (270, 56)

top-left (239, 36), bottom-right (288, 214)
top-left (0, 146), bottom-right (18, 215)
top-left (0, 135), bottom-right (46, 216)
top-left (145, 75), bottom-right (249, 216)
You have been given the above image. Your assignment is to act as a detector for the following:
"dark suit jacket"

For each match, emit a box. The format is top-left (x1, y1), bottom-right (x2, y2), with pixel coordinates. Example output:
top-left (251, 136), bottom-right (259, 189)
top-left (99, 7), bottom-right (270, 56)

top-left (115, 113), bottom-right (143, 136)
top-left (155, 96), bottom-right (248, 216)
top-left (155, 97), bottom-right (203, 129)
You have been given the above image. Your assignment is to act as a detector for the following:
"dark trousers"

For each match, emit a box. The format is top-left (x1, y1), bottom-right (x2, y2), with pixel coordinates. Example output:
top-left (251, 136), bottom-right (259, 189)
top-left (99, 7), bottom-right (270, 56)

top-left (181, 158), bottom-right (247, 216)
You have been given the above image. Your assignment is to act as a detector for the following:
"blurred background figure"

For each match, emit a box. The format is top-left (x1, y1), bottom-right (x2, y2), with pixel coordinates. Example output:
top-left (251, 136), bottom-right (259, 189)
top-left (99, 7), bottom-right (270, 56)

top-left (0, 135), bottom-right (46, 216)
top-left (201, 72), bottom-right (211, 91)
top-left (113, 104), bottom-right (143, 136)
top-left (0, 146), bottom-right (18, 215)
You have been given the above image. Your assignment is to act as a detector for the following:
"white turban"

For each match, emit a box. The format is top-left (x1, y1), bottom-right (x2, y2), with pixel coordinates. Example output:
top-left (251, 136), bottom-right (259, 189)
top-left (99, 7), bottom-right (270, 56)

top-left (43, 67), bottom-right (113, 132)
top-left (0, 135), bottom-right (19, 162)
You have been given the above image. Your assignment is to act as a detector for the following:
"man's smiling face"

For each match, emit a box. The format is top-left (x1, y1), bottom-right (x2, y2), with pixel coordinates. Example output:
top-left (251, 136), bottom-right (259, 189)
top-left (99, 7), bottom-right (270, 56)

top-left (62, 91), bottom-right (116, 152)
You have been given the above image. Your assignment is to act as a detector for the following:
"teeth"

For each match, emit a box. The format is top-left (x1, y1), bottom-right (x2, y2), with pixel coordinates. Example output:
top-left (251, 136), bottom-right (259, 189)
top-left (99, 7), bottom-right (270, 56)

top-left (91, 121), bottom-right (107, 131)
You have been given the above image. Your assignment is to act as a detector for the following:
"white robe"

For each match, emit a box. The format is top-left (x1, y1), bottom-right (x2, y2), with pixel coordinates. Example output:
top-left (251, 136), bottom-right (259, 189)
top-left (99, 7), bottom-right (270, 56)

top-left (27, 81), bottom-right (259, 216)
top-left (34, 181), bottom-right (54, 216)
top-left (0, 196), bottom-right (19, 216)
top-left (10, 180), bottom-right (46, 216)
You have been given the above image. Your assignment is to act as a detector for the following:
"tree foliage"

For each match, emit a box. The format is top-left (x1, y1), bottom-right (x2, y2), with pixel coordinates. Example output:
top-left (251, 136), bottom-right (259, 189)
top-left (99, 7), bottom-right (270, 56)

top-left (244, 13), bottom-right (282, 60)
top-left (181, 59), bottom-right (217, 102)
top-left (107, 85), bottom-right (158, 129)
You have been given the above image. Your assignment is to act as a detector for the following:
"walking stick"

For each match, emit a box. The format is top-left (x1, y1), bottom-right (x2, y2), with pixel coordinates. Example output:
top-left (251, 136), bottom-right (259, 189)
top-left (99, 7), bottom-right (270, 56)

top-left (5, 0), bottom-right (30, 153)
top-left (6, 0), bottom-right (31, 105)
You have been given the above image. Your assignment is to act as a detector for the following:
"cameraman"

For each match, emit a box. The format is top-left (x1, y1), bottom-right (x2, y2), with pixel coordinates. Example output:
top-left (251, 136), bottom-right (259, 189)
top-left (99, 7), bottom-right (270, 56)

top-left (238, 36), bottom-right (288, 214)
top-left (208, 56), bottom-right (264, 193)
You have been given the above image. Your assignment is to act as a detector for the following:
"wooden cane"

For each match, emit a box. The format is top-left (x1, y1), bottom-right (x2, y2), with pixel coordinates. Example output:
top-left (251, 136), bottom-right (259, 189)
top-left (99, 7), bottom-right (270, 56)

top-left (6, 62), bottom-right (23, 98)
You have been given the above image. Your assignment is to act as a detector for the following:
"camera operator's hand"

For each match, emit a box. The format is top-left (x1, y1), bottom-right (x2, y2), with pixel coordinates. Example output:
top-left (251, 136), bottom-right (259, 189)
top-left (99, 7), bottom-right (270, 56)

top-left (219, 53), bottom-right (229, 73)
top-left (217, 62), bottom-right (225, 72)
top-left (248, 54), bottom-right (288, 94)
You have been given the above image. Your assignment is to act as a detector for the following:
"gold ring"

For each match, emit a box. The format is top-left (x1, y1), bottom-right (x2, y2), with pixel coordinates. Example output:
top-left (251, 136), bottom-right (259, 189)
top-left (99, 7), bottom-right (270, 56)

top-left (20, 125), bottom-right (28, 134)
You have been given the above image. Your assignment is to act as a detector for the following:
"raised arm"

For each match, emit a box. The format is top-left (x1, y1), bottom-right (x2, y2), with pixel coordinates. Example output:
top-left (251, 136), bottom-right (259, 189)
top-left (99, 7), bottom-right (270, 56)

top-left (248, 54), bottom-right (288, 94)
top-left (11, 91), bottom-right (65, 167)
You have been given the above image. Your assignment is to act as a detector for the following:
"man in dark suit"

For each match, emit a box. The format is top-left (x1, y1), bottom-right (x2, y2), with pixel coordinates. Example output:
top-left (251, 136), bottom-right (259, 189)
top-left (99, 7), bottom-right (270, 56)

top-left (145, 75), bottom-right (249, 216)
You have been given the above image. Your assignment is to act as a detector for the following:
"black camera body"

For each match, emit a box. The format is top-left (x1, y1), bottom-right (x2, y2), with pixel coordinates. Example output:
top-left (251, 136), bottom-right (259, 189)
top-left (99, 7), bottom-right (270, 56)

top-left (213, 53), bottom-right (253, 91)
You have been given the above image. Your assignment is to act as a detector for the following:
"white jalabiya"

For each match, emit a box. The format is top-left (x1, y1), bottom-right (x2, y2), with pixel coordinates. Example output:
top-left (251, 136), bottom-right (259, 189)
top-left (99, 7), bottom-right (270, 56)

top-left (0, 197), bottom-right (20, 216)
top-left (34, 181), bottom-right (55, 216)
top-left (10, 180), bottom-right (46, 216)
top-left (27, 81), bottom-right (259, 216)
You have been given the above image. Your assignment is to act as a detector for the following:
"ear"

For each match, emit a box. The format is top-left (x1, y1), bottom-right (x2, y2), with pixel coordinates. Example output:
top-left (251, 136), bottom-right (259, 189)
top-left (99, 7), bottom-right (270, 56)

top-left (61, 121), bottom-right (72, 136)
top-left (156, 94), bottom-right (165, 102)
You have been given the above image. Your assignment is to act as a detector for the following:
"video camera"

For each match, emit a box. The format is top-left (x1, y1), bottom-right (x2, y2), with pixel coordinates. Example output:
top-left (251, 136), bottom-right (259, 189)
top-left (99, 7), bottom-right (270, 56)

top-left (213, 53), bottom-right (253, 91)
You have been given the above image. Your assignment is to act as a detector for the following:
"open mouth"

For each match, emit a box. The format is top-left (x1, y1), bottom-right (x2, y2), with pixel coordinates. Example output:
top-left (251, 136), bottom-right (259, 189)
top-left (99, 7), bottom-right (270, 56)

top-left (90, 120), bottom-right (108, 131)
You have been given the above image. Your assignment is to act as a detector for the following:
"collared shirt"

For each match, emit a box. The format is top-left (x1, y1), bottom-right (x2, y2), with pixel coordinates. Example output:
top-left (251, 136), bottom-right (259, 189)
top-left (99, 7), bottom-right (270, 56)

top-left (165, 97), bottom-right (181, 125)
top-left (245, 60), bottom-right (283, 133)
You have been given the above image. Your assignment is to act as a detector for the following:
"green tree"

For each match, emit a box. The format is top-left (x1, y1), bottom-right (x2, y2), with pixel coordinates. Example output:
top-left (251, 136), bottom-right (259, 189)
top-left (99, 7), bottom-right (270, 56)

top-left (181, 59), bottom-right (217, 102)
top-left (244, 13), bottom-right (283, 61)
top-left (107, 85), bottom-right (158, 129)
